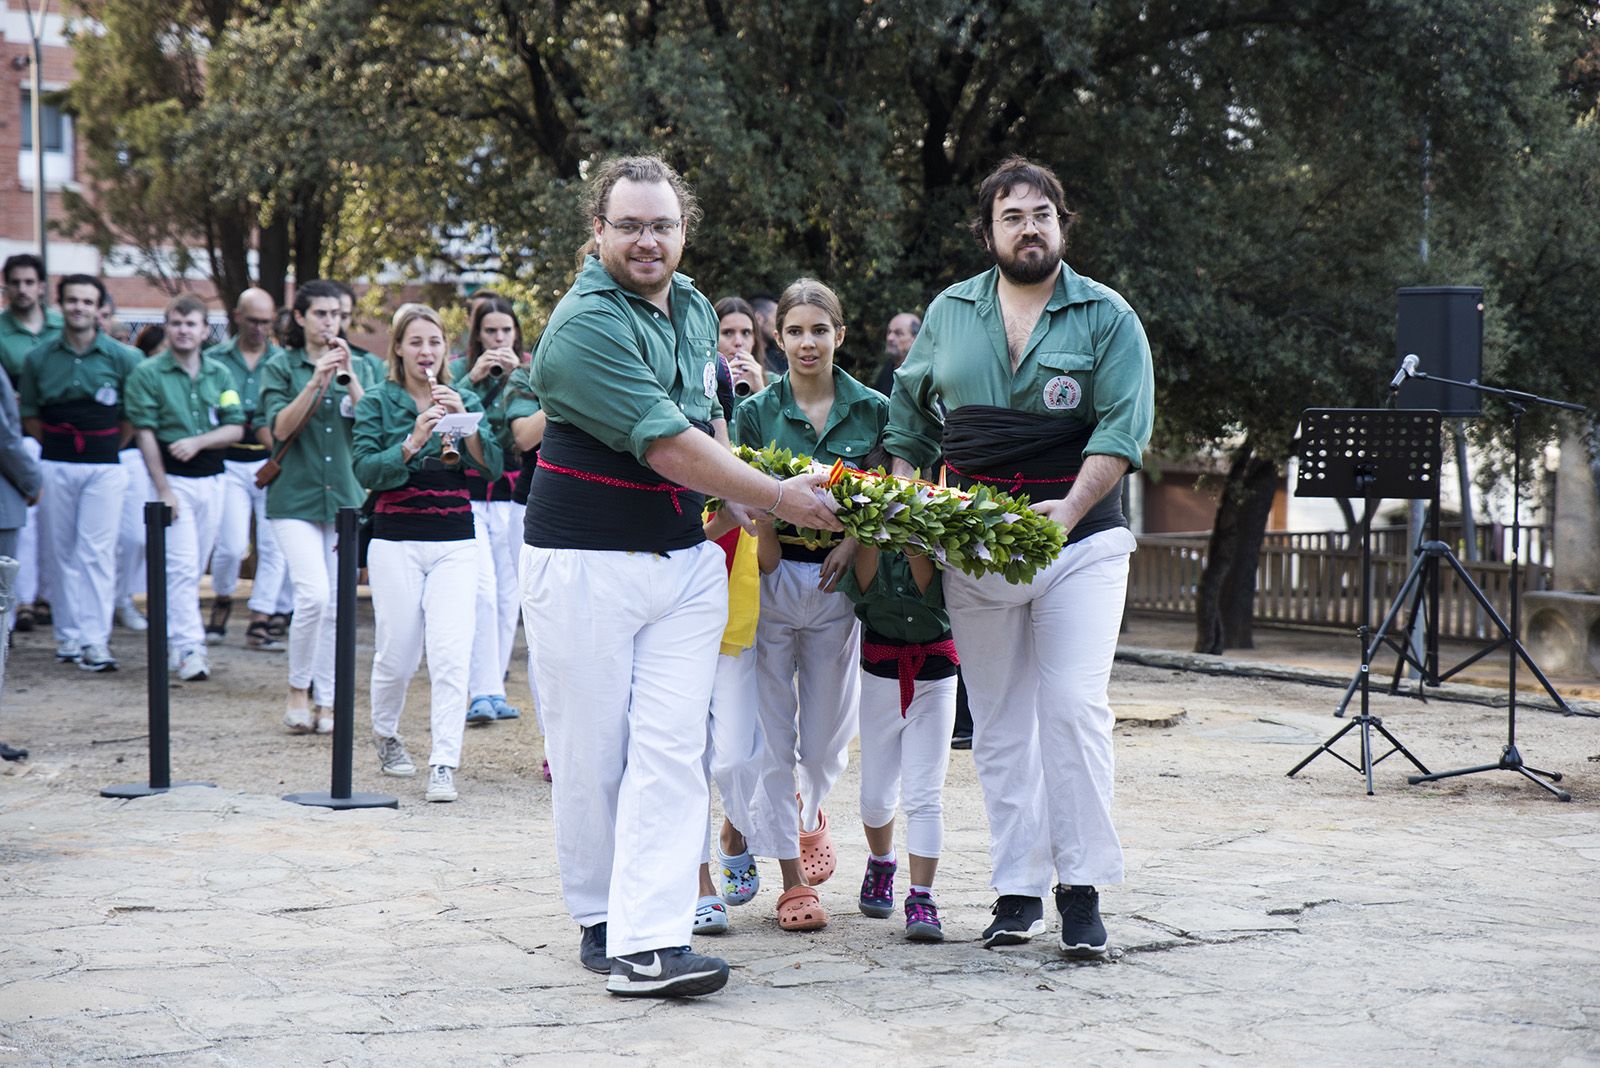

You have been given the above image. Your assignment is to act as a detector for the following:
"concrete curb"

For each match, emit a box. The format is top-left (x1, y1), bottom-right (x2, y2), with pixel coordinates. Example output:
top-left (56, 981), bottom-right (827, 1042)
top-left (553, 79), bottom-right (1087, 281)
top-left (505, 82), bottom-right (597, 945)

top-left (1115, 644), bottom-right (1600, 717)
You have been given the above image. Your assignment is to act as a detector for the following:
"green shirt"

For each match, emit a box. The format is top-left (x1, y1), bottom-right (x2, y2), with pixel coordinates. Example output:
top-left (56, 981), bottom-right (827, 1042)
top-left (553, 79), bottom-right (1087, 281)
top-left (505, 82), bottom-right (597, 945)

top-left (884, 263), bottom-right (1154, 472)
top-left (258, 347), bottom-right (383, 522)
top-left (17, 330), bottom-right (142, 418)
top-left (731, 365), bottom-right (888, 466)
top-left (529, 255), bottom-right (721, 465)
top-left (0, 306), bottom-right (62, 385)
top-left (448, 355), bottom-right (517, 455)
top-left (503, 363), bottom-right (543, 428)
top-left (124, 353), bottom-right (246, 444)
top-left (838, 552), bottom-right (950, 644)
top-left (204, 336), bottom-right (282, 436)
top-left (352, 379), bottom-right (503, 492)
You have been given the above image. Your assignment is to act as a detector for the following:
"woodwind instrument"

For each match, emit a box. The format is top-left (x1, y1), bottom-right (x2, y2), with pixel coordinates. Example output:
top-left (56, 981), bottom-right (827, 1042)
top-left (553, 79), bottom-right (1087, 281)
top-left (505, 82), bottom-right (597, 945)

top-left (425, 365), bottom-right (461, 464)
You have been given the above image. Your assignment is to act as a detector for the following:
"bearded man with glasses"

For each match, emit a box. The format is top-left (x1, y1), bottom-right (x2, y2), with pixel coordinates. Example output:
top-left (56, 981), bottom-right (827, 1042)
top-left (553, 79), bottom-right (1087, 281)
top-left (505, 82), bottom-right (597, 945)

top-left (885, 155), bottom-right (1154, 959)
top-left (519, 155), bottom-right (841, 998)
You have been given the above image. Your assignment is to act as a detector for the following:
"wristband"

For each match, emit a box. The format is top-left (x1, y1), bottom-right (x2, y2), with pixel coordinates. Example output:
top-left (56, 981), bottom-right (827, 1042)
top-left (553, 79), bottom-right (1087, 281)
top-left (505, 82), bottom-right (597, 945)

top-left (763, 478), bottom-right (784, 517)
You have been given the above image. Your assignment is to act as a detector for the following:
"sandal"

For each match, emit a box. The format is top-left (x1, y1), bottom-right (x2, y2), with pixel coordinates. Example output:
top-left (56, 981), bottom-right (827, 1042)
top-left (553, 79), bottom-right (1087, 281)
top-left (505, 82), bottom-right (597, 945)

top-left (205, 596), bottom-right (233, 641)
top-left (266, 613), bottom-right (291, 640)
top-left (693, 895), bottom-right (730, 935)
top-left (246, 620), bottom-right (286, 651)
top-left (715, 846), bottom-right (760, 905)
top-left (798, 808), bottom-right (836, 885)
top-left (776, 885), bottom-right (828, 931)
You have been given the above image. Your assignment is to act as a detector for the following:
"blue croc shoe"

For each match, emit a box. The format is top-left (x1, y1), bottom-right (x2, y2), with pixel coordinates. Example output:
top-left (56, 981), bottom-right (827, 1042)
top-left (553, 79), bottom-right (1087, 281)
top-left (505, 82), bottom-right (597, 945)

top-left (466, 695), bottom-right (497, 724)
top-left (490, 695), bottom-right (521, 720)
top-left (714, 846), bottom-right (759, 905)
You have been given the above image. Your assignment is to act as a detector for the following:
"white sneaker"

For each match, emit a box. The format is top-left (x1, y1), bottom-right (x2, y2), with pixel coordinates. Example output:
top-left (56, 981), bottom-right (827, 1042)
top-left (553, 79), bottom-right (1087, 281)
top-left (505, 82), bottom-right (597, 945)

top-left (375, 734), bottom-right (416, 777)
top-left (55, 639), bottom-right (82, 663)
top-left (425, 765), bottom-right (458, 802)
top-left (78, 643), bottom-right (118, 672)
top-left (116, 603), bottom-right (149, 632)
top-left (284, 693), bottom-right (314, 734)
top-left (314, 707), bottom-right (334, 735)
top-left (176, 647), bottom-right (210, 682)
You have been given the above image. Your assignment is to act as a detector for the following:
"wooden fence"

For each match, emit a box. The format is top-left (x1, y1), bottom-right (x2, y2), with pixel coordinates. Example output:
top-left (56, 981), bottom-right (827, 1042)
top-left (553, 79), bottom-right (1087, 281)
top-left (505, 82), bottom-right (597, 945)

top-left (1129, 525), bottom-right (1552, 639)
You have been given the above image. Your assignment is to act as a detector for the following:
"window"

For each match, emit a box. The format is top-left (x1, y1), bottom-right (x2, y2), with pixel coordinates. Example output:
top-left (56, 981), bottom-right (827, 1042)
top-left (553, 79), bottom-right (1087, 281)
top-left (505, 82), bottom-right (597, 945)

top-left (18, 86), bottom-right (73, 187)
top-left (19, 89), bottom-right (65, 152)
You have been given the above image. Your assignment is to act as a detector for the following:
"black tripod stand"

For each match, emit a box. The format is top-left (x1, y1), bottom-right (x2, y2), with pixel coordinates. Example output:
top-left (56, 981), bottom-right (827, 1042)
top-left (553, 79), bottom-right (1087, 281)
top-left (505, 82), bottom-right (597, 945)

top-left (1395, 370), bottom-right (1586, 801)
top-left (1287, 409), bottom-right (1435, 795)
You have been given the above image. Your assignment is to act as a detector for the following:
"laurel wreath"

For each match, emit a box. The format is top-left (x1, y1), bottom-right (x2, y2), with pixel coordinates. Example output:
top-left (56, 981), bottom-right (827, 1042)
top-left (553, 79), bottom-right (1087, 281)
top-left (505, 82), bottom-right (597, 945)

top-left (724, 444), bottom-right (1065, 584)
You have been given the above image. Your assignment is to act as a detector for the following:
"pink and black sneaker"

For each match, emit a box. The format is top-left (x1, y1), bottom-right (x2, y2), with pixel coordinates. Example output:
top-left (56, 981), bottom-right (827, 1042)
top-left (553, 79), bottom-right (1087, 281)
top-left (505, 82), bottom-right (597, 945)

top-left (858, 857), bottom-right (896, 918)
top-left (904, 890), bottom-right (943, 942)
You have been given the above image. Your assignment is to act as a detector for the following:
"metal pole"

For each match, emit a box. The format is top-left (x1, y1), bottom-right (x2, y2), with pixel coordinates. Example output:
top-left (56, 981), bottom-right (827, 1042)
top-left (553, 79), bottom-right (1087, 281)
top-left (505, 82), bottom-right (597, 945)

top-left (102, 503), bottom-right (213, 798)
top-left (331, 505), bottom-right (358, 799)
top-left (24, 1), bottom-right (48, 273)
top-left (284, 507), bottom-right (396, 809)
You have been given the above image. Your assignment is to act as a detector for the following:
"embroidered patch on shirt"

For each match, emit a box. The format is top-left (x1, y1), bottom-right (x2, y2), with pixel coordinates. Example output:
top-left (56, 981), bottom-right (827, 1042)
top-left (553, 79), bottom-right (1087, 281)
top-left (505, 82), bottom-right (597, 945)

top-left (1042, 375), bottom-right (1081, 411)
top-left (703, 360), bottom-right (716, 398)
top-left (95, 385), bottom-right (119, 407)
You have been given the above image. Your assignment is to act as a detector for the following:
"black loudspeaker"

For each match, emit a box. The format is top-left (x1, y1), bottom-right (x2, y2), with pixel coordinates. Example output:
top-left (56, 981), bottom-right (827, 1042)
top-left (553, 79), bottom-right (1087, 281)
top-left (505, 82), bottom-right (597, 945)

top-left (1394, 286), bottom-right (1483, 418)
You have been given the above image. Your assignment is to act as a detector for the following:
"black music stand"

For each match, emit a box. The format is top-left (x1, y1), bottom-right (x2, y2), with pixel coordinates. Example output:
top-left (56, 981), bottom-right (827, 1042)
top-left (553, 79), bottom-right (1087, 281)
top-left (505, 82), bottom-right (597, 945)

top-left (1395, 371), bottom-right (1584, 801)
top-left (1287, 409), bottom-right (1435, 795)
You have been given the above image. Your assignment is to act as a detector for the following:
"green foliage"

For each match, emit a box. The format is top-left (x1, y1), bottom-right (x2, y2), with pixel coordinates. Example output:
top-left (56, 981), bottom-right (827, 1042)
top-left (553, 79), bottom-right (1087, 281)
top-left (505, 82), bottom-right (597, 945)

top-left (725, 443), bottom-right (1066, 583)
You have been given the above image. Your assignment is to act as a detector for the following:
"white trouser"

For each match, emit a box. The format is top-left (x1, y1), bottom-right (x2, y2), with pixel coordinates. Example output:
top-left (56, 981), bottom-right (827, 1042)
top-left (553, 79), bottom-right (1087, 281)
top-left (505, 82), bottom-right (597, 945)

top-left (522, 542), bottom-right (725, 957)
top-left (857, 671), bottom-right (959, 859)
top-left (271, 518), bottom-right (338, 706)
top-left (164, 475), bottom-right (226, 655)
top-left (38, 459), bottom-right (126, 647)
top-left (212, 457), bottom-right (292, 615)
top-left (467, 502), bottom-right (508, 698)
top-left (368, 538), bottom-right (477, 768)
top-left (488, 501), bottom-right (523, 678)
top-left (14, 436), bottom-right (45, 604)
top-left (115, 449), bottom-right (151, 605)
top-left (746, 559), bottom-right (861, 861)
top-left (703, 646), bottom-right (763, 863)
top-left (946, 526), bottom-right (1136, 893)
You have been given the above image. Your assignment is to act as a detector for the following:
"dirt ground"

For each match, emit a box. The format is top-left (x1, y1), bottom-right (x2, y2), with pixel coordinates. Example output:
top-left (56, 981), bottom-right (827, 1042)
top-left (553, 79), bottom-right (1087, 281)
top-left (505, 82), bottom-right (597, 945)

top-left (2, 597), bottom-right (1599, 1066)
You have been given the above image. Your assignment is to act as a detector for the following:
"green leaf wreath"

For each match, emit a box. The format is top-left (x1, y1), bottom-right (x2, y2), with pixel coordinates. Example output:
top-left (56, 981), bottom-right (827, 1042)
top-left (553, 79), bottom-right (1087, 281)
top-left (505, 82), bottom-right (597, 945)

top-left (724, 444), bottom-right (1065, 584)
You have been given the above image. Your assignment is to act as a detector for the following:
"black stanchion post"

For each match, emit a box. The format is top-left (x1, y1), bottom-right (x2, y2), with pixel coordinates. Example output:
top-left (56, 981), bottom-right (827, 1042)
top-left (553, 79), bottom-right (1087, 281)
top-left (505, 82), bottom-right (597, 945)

top-left (102, 501), bottom-right (214, 798)
top-left (285, 506), bottom-right (397, 810)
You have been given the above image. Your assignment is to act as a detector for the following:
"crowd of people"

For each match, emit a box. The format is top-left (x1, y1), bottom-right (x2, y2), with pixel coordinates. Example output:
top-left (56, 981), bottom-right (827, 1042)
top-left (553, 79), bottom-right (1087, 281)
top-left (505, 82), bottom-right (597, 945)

top-left (0, 151), bottom-right (1154, 1001)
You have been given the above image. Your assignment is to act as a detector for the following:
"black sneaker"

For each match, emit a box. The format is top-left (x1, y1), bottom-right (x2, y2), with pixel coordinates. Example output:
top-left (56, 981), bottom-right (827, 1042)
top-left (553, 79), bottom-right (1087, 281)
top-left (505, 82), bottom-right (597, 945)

top-left (605, 946), bottom-right (729, 998)
top-left (981, 894), bottom-right (1045, 947)
top-left (579, 922), bottom-right (611, 974)
top-left (1055, 884), bottom-right (1109, 958)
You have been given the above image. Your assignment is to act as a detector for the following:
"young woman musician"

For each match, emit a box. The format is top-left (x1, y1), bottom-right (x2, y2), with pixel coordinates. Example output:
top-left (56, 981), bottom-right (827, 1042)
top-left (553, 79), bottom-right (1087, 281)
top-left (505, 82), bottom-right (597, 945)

top-left (259, 279), bottom-right (378, 734)
top-left (353, 304), bottom-right (502, 803)
top-left (448, 297), bottom-right (527, 723)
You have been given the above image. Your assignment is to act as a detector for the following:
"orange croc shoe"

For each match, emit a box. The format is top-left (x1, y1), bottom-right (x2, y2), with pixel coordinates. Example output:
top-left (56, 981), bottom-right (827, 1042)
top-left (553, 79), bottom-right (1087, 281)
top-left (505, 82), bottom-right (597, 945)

top-left (776, 885), bottom-right (828, 931)
top-left (798, 808), bottom-right (836, 885)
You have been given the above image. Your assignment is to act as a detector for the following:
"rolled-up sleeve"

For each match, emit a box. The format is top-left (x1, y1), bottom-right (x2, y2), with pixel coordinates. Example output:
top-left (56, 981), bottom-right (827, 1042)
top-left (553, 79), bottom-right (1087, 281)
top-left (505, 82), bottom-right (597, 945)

top-left (883, 316), bottom-right (944, 473)
top-left (534, 308), bottom-right (692, 466)
top-left (1084, 310), bottom-right (1154, 471)
top-left (350, 392), bottom-right (412, 491)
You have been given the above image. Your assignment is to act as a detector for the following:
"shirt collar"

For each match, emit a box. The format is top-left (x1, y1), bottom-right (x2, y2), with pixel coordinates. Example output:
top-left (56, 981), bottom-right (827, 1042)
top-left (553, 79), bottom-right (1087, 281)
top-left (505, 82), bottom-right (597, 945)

top-left (571, 254), bottom-right (697, 301)
top-left (946, 262), bottom-right (1102, 312)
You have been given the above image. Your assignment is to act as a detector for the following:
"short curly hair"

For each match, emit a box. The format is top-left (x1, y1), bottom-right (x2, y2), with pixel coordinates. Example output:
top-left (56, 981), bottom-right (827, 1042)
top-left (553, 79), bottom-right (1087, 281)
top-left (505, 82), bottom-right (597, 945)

top-left (969, 155), bottom-right (1078, 251)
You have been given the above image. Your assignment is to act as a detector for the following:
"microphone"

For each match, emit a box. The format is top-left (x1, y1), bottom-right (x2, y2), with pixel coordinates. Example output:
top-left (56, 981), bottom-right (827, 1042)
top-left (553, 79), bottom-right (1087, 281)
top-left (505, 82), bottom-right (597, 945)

top-left (1389, 353), bottom-right (1419, 391)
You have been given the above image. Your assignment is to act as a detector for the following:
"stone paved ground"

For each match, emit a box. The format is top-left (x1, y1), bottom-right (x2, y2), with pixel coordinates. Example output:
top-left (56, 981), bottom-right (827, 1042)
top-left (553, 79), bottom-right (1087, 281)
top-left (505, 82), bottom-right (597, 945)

top-left (2, 609), bottom-right (1599, 1066)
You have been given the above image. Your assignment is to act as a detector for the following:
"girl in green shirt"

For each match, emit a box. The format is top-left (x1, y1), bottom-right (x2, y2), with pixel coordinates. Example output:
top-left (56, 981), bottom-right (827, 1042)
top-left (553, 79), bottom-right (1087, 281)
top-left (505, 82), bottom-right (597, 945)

top-left (731, 279), bottom-right (888, 932)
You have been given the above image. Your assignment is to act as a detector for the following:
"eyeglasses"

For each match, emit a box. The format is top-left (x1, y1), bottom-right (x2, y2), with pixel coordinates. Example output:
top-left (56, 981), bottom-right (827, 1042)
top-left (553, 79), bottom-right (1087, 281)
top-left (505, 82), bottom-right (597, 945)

top-left (994, 210), bottom-right (1059, 234)
top-left (599, 216), bottom-right (683, 240)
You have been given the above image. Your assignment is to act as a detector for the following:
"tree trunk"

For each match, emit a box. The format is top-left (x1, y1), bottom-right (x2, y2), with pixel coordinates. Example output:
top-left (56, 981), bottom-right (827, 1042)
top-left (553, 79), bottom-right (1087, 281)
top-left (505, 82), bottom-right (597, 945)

top-left (292, 187), bottom-right (327, 285)
top-left (213, 209), bottom-right (253, 312)
top-left (258, 215), bottom-right (289, 306)
top-left (1219, 456), bottom-right (1280, 649)
top-left (1194, 443), bottom-right (1279, 654)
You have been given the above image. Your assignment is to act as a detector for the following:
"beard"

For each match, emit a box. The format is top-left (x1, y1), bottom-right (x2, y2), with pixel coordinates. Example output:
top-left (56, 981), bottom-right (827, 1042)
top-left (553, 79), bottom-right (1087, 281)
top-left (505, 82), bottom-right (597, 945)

top-left (993, 234), bottom-right (1062, 285)
top-left (598, 240), bottom-right (680, 298)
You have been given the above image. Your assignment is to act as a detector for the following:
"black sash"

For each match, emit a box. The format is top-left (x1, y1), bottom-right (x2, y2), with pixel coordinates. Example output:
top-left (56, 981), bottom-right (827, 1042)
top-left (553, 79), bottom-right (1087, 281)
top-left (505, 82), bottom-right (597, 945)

top-left (371, 464), bottom-right (475, 542)
top-left (941, 405), bottom-right (1125, 545)
top-left (523, 421), bottom-right (707, 553)
top-left (39, 399), bottom-right (121, 463)
top-left (164, 443), bottom-right (226, 478)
